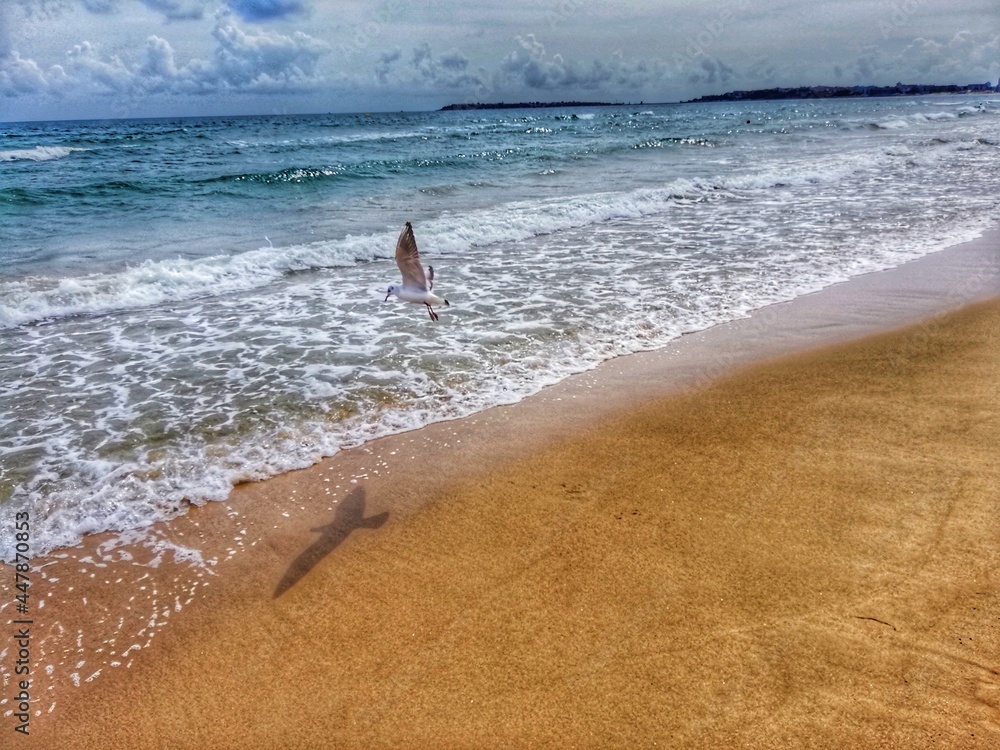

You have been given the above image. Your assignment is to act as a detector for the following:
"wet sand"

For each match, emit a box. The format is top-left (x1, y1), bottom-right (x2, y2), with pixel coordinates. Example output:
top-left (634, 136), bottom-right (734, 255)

top-left (8, 231), bottom-right (1000, 748)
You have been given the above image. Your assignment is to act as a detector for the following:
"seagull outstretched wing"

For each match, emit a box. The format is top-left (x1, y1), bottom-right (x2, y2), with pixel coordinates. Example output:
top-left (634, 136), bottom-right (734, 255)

top-left (395, 222), bottom-right (429, 291)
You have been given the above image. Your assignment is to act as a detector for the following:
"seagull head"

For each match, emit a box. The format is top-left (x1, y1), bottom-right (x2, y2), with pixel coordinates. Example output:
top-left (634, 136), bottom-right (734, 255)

top-left (384, 284), bottom-right (397, 302)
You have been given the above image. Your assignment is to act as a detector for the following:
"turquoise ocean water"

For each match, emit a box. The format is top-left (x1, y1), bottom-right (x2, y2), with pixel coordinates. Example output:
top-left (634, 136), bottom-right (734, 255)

top-left (2, 97), bottom-right (999, 559)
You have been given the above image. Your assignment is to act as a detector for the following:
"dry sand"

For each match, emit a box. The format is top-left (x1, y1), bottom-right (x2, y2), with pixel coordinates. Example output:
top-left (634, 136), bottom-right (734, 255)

top-left (26, 293), bottom-right (1000, 749)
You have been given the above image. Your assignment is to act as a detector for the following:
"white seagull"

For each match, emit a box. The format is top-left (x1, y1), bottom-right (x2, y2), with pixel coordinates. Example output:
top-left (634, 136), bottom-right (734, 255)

top-left (384, 222), bottom-right (450, 321)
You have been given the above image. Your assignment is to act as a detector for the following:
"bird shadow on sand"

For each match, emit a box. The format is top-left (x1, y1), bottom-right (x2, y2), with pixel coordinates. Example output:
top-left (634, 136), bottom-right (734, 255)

top-left (273, 487), bottom-right (388, 598)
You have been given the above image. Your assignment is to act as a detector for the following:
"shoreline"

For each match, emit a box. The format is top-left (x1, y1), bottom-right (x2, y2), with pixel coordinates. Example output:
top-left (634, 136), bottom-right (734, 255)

top-left (5, 227), bottom-right (1000, 746)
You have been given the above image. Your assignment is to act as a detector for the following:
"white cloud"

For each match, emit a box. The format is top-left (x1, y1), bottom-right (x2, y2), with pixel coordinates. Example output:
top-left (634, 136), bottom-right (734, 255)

top-left (66, 40), bottom-right (132, 92)
top-left (373, 41), bottom-right (487, 91)
top-left (841, 31), bottom-right (1000, 86)
top-left (209, 21), bottom-right (327, 91)
top-left (686, 56), bottom-right (735, 87)
top-left (899, 32), bottom-right (1000, 81)
top-left (499, 35), bottom-right (667, 92)
top-left (0, 51), bottom-right (59, 94)
top-left (410, 42), bottom-right (483, 89)
top-left (500, 34), bottom-right (576, 89)
top-left (0, 16), bottom-right (328, 100)
top-left (369, 33), bottom-right (671, 101)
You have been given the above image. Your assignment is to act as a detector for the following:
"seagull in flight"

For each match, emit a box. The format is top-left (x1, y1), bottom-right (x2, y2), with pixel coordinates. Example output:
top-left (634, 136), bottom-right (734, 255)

top-left (384, 222), bottom-right (450, 321)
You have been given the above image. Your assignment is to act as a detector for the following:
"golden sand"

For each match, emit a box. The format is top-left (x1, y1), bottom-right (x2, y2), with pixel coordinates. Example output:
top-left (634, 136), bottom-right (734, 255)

top-left (27, 298), bottom-right (1000, 749)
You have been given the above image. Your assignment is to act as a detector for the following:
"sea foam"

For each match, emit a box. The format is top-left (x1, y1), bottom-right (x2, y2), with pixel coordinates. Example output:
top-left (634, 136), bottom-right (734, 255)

top-left (0, 146), bottom-right (87, 162)
top-left (0, 148), bottom-right (890, 330)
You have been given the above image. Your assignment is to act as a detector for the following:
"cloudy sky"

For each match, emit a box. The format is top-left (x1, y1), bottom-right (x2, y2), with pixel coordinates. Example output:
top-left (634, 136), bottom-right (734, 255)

top-left (1, 0), bottom-right (998, 121)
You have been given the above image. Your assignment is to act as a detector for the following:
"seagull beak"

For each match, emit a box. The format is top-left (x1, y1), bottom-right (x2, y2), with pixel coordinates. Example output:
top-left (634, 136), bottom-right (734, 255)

top-left (384, 291), bottom-right (391, 302)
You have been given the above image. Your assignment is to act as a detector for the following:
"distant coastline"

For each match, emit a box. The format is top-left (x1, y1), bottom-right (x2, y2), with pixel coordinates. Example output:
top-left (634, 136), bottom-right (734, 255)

top-left (685, 81), bottom-right (998, 103)
top-left (438, 82), bottom-right (998, 111)
top-left (438, 100), bottom-right (624, 111)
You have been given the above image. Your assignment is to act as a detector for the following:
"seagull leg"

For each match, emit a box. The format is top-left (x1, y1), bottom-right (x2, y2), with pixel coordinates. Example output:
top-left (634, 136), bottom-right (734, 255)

top-left (426, 304), bottom-right (439, 321)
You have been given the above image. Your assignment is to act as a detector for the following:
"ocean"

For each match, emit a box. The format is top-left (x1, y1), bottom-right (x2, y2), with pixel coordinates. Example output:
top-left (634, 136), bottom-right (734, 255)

top-left (2, 96), bottom-right (999, 561)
